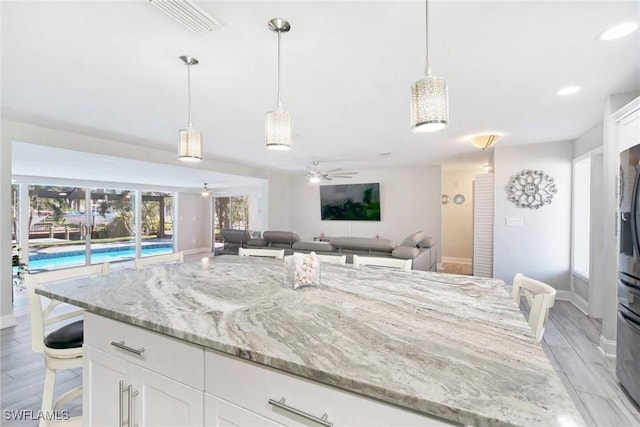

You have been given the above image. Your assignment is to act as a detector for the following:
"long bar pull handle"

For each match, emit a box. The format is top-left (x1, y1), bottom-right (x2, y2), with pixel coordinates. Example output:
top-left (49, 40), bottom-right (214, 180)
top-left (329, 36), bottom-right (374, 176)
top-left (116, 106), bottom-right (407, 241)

top-left (129, 386), bottom-right (139, 427)
top-left (268, 397), bottom-right (333, 427)
top-left (111, 341), bottom-right (145, 356)
top-left (119, 381), bottom-right (125, 427)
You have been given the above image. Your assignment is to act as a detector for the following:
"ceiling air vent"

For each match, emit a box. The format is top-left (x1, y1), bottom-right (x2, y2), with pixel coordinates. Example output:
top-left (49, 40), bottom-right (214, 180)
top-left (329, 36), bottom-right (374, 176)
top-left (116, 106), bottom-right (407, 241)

top-left (149, 0), bottom-right (220, 33)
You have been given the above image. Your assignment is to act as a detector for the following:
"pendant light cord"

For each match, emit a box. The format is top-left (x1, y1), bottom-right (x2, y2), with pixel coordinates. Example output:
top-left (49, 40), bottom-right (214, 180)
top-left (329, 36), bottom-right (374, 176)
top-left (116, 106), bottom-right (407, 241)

top-left (277, 30), bottom-right (282, 108)
top-left (425, 0), bottom-right (431, 76)
top-left (187, 63), bottom-right (193, 127)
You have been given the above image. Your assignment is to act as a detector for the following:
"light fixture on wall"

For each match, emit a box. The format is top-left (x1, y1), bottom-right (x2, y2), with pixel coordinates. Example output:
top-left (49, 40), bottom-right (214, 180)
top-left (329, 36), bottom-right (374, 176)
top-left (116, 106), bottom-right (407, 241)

top-left (201, 182), bottom-right (210, 196)
top-left (410, 0), bottom-right (449, 133)
top-left (265, 18), bottom-right (292, 151)
top-left (178, 55), bottom-right (202, 162)
top-left (468, 133), bottom-right (501, 150)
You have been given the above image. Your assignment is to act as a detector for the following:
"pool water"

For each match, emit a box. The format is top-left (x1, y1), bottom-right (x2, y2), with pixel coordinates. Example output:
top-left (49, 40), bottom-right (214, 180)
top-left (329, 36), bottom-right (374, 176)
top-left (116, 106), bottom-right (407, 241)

top-left (26, 244), bottom-right (173, 271)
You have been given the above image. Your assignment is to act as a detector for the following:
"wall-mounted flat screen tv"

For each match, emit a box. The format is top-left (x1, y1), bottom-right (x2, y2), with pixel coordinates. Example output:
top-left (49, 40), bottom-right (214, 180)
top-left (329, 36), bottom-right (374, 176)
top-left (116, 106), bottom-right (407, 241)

top-left (320, 183), bottom-right (381, 221)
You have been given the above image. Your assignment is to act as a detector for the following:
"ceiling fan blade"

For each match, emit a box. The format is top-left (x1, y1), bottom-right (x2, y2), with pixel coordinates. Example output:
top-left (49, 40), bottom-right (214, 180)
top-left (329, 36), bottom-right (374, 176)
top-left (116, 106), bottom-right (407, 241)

top-left (329, 173), bottom-right (357, 177)
top-left (323, 176), bottom-right (333, 181)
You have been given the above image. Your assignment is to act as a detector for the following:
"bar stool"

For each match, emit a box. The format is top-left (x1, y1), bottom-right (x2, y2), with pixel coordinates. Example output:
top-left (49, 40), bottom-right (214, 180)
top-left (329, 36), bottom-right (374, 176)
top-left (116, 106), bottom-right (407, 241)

top-left (25, 263), bottom-right (109, 426)
top-left (512, 273), bottom-right (557, 343)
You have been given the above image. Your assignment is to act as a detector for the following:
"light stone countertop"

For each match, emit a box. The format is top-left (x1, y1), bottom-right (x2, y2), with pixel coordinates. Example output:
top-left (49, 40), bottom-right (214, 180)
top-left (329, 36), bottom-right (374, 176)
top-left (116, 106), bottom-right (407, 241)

top-left (37, 256), bottom-right (584, 427)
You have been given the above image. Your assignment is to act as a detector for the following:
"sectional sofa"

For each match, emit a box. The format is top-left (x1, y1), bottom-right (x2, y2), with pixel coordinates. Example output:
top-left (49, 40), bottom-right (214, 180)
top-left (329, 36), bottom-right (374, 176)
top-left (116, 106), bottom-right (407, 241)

top-left (220, 229), bottom-right (437, 272)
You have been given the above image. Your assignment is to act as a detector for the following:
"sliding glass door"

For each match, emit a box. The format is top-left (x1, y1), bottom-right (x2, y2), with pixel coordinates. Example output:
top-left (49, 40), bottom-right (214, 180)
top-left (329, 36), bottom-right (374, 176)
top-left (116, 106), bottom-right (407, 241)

top-left (89, 188), bottom-right (136, 264)
top-left (140, 191), bottom-right (174, 257)
top-left (27, 185), bottom-right (87, 271)
top-left (16, 182), bottom-right (175, 272)
top-left (214, 196), bottom-right (249, 244)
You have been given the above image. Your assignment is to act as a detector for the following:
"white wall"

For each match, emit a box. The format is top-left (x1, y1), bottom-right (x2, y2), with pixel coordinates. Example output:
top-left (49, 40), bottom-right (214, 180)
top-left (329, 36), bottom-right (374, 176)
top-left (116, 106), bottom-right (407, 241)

top-left (1, 139), bottom-right (15, 328)
top-left (288, 166), bottom-right (441, 248)
top-left (268, 173), bottom-right (291, 231)
top-left (441, 168), bottom-right (483, 260)
top-left (493, 141), bottom-right (573, 291)
top-left (574, 123), bottom-right (603, 159)
top-left (175, 192), bottom-right (211, 253)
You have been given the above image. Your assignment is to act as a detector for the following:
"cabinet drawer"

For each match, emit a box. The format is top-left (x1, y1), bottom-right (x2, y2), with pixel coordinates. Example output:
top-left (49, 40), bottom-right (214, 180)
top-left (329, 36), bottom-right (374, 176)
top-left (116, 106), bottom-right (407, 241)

top-left (205, 393), bottom-right (283, 427)
top-left (84, 312), bottom-right (204, 389)
top-left (204, 349), bottom-right (456, 426)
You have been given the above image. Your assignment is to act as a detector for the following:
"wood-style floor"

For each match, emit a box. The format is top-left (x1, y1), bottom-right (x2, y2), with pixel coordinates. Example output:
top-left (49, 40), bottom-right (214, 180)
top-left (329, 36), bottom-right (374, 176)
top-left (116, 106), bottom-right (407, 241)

top-left (2, 260), bottom-right (640, 426)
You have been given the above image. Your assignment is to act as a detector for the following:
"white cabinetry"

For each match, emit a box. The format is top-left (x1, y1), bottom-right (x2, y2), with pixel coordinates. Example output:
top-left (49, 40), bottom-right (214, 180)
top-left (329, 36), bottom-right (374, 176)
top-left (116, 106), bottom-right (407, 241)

top-left (84, 313), bottom-right (454, 427)
top-left (617, 97), bottom-right (640, 153)
top-left (203, 349), bottom-right (453, 427)
top-left (83, 313), bottom-right (204, 427)
top-left (205, 394), bottom-right (283, 427)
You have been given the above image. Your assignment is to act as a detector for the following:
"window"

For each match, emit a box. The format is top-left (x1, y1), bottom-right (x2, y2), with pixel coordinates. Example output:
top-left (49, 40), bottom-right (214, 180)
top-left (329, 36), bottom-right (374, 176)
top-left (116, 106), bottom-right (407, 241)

top-left (572, 156), bottom-right (591, 278)
top-left (15, 182), bottom-right (180, 272)
top-left (214, 196), bottom-right (250, 242)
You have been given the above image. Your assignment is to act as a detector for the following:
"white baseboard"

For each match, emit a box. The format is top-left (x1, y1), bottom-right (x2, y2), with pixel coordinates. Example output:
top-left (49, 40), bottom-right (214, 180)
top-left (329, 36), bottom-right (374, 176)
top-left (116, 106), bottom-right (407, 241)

top-left (598, 335), bottom-right (616, 358)
top-left (557, 290), bottom-right (590, 316)
top-left (436, 262), bottom-right (443, 272)
top-left (441, 257), bottom-right (472, 265)
top-left (183, 247), bottom-right (212, 255)
top-left (570, 293), bottom-right (590, 316)
top-left (1, 313), bottom-right (16, 329)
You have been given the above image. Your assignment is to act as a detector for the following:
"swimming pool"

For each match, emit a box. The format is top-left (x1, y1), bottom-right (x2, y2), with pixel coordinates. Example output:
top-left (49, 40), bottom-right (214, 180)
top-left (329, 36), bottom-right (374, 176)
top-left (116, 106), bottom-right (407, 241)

top-left (26, 243), bottom-right (173, 271)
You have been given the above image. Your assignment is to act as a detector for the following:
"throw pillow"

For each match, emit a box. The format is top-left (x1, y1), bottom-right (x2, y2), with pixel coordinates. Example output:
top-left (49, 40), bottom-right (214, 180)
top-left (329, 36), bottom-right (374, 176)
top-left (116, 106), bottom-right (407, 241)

top-left (400, 231), bottom-right (426, 247)
top-left (392, 246), bottom-right (419, 259)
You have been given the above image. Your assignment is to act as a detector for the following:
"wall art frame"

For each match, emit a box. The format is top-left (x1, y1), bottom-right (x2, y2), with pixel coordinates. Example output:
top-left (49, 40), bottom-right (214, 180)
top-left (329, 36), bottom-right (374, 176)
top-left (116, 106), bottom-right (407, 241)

top-left (506, 169), bottom-right (557, 209)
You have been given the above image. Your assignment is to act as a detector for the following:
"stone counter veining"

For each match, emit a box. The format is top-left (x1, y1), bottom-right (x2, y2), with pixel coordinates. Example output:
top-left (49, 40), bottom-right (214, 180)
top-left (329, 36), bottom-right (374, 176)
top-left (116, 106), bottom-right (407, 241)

top-left (37, 256), bottom-right (584, 427)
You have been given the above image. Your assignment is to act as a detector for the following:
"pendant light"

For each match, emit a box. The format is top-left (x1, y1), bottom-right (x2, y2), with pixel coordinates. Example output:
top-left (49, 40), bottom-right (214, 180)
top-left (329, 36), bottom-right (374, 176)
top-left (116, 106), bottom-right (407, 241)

top-left (410, 0), bottom-right (449, 133)
top-left (178, 55), bottom-right (203, 162)
top-left (201, 182), bottom-right (210, 196)
top-left (265, 18), bottom-right (292, 151)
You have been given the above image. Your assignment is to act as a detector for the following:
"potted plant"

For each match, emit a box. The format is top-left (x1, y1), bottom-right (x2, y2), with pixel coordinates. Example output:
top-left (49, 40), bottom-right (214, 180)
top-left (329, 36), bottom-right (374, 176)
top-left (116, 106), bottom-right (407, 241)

top-left (12, 245), bottom-right (27, 290)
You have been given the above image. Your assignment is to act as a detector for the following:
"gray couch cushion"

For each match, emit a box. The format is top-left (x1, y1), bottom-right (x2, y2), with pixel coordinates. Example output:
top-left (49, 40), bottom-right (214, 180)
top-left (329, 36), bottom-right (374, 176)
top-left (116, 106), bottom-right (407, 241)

top-left (419, 237), bottom-right (436, 248)
top-left (392, 246), bottom-right (419, 259)
top-left (247, 238), bottom-right (268, 247)
top-left (263, 231), bottom-right (301, 245)
top-left (330, 237), bottom-right (396, 253)
top-left (292, 241), bottom-right (336, 252)
top-left (220, 229), bottom-right (251, 244)
top-left (401, 231), bottom-right (426, 247)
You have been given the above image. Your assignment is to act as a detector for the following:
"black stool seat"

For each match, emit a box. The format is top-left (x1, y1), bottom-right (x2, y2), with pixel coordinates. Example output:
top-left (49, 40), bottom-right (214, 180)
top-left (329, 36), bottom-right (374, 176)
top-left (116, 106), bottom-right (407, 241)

top-left (44, 320), bottom-right (83, 350)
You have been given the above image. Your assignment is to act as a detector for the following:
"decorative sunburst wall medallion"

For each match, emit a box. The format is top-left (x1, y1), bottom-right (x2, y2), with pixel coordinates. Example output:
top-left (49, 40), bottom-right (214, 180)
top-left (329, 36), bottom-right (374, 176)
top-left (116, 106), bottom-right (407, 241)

top-left (507, 169), bottom-right (557, 209)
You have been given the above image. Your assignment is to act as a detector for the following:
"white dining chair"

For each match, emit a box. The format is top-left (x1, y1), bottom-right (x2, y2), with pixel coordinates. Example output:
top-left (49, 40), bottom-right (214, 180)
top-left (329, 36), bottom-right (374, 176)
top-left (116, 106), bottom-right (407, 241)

top-left (24, 262), bottom-right (110, 427)
top-left (352, 255), bottom-right (412, 271)
top-left (135, 251), bottom-right (184, 269)
top-left (294, 252), bottom-right (347, 265)
top-left (512, 273), bottom-right (557, 343)
top-left (238, 247), bottom-right (285, 259)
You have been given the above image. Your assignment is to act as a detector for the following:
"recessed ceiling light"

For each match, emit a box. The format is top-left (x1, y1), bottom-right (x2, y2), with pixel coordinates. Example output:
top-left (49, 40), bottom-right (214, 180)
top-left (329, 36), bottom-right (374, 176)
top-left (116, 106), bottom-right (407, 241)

top-left (599, 22), bottom-right (638, 41)
top-left (557, 86), bottom-right (581, 96)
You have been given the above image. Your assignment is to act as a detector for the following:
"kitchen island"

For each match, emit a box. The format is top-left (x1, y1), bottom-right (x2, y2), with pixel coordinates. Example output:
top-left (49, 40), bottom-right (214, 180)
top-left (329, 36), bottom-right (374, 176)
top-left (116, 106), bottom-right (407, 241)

top-left (37, 256), bottom-right (584, 427)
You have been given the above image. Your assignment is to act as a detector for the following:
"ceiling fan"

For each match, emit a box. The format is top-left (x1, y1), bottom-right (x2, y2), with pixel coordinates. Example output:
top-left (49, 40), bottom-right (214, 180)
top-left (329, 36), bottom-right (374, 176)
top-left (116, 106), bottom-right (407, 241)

top-left (307, 161), bottom-right (358, 183)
